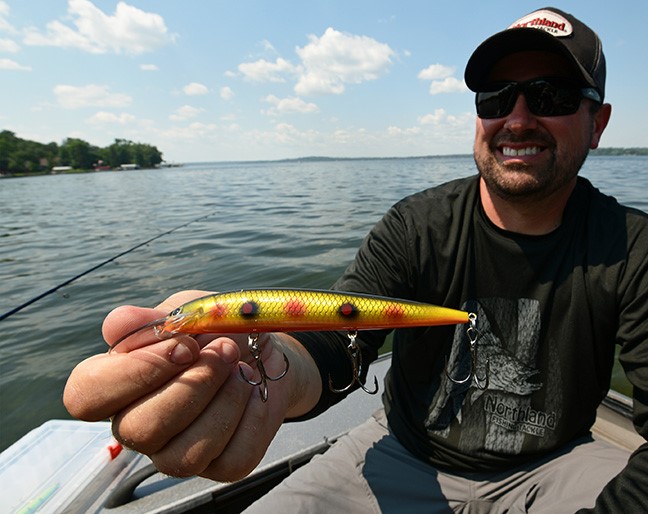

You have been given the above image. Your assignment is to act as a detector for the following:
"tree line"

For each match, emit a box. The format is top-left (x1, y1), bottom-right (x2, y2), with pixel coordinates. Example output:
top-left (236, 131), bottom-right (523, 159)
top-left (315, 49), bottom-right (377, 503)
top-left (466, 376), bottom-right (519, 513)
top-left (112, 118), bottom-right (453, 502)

top-left (590, 147), bottom-right (648, 156)
top-left (0, 130), bottom-right (164, 175)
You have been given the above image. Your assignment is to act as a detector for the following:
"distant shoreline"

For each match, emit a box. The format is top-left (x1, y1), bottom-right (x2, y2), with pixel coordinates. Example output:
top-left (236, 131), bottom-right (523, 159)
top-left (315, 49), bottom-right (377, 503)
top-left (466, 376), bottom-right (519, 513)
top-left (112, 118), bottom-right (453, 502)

top-left (1, 148), bottom-right (645, 178)
top-left (185, 147), bottom-right (648, 167)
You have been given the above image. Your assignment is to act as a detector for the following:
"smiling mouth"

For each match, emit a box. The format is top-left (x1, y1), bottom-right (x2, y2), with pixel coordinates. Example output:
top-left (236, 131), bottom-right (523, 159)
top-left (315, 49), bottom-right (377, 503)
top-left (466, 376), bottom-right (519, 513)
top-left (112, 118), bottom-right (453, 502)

top-left (501, 146), bottom-right (542, 157)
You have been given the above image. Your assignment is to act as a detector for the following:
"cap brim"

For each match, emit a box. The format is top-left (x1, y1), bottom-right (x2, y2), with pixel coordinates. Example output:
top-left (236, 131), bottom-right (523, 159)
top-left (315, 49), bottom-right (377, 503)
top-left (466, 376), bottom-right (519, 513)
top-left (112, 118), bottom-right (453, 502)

top-left (464, 27), bottom-right (595, 91)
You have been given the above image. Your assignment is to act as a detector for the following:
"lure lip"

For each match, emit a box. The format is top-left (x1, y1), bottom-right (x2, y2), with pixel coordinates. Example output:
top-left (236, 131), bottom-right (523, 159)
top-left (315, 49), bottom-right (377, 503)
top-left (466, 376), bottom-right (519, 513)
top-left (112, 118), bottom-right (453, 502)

top-left (157, 309), bottom-right (196, 337)
top-left (109, 309), bottom-right (203, 352)
top-left (109, 316), bottom-right (173, 352)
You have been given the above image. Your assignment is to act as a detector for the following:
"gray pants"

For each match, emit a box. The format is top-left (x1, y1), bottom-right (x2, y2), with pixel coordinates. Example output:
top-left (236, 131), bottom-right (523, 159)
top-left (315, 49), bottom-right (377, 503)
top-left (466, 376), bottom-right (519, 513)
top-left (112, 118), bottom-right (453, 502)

top-left (244, 409), bottom-right (629, 513)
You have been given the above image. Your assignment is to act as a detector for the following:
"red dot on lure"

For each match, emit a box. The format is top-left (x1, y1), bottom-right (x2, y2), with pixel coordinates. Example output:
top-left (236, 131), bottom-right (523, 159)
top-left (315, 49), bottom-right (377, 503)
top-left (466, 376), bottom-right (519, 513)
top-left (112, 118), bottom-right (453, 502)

top-left (383, 304), bottom-right (405, 318)
top-left (240, 301), bottom-right (259, 317)
top-left (210, 302), bottom-right (229, 317)
top-left (338, 302), bottom-right (358, 318)
top-left (284, 299), bottom-right (307, 317)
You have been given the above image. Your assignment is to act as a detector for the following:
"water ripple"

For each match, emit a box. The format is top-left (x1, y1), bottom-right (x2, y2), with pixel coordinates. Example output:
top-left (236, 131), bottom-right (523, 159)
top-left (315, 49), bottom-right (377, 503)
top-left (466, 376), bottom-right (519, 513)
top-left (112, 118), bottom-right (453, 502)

top-left (0, 156), bottom-right (645, 451)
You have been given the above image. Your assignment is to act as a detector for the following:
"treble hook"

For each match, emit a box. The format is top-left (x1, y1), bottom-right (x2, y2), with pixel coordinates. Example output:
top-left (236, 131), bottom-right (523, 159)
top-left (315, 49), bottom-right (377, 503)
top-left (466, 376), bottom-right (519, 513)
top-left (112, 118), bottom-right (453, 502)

top-left (239, 334), bottom-right (290, 402)
top-left (329, 331), bottom-right (379, 395)
top-left (445, 313), bottom-right (489, 390)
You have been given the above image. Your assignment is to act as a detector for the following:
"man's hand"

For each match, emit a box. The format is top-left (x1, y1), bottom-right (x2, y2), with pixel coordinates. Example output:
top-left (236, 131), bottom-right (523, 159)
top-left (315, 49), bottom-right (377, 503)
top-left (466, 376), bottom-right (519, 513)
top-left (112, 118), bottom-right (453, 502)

top-left (63, 291), bottom-right (321, 481)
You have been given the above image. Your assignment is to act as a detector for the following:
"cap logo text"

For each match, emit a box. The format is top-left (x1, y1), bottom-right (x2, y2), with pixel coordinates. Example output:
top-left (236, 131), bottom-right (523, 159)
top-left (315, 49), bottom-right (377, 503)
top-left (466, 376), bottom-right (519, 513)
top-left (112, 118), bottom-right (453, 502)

top-left (509, 9), bottom-right (573, 37)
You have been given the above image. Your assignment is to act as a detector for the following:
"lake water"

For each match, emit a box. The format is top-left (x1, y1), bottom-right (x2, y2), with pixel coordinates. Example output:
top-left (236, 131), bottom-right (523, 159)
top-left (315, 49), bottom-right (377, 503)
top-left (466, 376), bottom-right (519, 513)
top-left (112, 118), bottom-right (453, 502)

top-left (1, 155), bottom-right (646, 452)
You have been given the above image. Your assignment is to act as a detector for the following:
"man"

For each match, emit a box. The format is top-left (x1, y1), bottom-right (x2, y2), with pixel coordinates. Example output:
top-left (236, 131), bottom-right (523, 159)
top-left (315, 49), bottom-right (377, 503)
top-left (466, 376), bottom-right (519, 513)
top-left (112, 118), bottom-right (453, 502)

top-left (65, 7), bottom-right (647, 512)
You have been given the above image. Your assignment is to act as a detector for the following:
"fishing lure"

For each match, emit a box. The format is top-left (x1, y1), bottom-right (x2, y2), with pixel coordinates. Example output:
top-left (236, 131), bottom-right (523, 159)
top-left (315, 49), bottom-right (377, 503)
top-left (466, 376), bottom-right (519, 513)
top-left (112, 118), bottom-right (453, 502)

top-left (111, 288), bottom-right (476, 400)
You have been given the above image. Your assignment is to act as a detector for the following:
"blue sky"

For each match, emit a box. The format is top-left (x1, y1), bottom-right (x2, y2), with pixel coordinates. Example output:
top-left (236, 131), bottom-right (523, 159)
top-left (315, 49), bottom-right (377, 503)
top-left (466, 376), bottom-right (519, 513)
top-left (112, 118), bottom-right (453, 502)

top-left (2, 0), bottom-right (647, 163)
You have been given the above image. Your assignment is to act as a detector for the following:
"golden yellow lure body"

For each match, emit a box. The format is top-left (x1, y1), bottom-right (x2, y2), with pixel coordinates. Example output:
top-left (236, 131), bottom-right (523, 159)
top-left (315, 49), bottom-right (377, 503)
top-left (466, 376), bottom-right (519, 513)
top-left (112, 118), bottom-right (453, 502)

top-left (158, 288), bottom-right (469, 336)
top-left (112, 288), bottom-right (469, 350)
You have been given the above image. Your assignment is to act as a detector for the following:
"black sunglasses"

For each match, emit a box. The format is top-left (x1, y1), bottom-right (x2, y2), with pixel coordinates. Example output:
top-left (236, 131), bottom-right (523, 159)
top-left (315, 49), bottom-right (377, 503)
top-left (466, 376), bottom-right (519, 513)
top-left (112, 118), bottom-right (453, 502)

top-left (475, 78), bottom-right (602, 119)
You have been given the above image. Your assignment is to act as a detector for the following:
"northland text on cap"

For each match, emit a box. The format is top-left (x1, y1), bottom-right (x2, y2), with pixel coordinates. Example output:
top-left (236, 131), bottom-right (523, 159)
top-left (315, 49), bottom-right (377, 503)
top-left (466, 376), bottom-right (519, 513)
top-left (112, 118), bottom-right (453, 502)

top-left (464, 7), bottom-right (606, 100)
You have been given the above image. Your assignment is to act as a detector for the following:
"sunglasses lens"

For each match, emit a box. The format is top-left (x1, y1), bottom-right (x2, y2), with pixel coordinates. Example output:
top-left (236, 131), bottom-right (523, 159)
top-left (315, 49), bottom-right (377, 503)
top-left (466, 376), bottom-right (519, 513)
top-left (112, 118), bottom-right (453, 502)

top-left (524, 80), bottom-right (582, 116)
top-left (476, 84), bottom-right (517, 119)
top-left (476, 79), bottom-right (591, 119)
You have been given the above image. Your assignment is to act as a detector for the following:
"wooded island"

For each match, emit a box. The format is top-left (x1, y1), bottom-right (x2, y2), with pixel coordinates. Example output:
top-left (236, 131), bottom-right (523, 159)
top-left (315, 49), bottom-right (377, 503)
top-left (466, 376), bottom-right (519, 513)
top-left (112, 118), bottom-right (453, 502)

top-left (0, 130), bottom-right (163, 176)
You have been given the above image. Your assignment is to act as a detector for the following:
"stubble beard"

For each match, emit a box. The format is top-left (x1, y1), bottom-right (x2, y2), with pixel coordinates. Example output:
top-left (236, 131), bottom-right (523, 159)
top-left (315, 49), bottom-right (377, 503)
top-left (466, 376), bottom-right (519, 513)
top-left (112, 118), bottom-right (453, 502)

top-left (475, 132), bottom-right (590, 204)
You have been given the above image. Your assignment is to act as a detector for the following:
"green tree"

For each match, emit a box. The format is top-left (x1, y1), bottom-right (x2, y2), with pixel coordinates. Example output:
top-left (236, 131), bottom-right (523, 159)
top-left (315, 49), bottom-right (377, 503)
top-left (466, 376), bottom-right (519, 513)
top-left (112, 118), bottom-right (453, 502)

top-left (133, 142), bottom-right (163, 167)
top-left (0, 131), bottom-right (165, 174)
top-left (102, 139), bottom-right (163, 168)
top-left (103, 139), bottom-right (133, 167)
top-left (0, 130), bottom-right (19, 171)
top-left (59, 138), bottom-right (101, 169)
top-left (1, 131), bottom-right (58, 173)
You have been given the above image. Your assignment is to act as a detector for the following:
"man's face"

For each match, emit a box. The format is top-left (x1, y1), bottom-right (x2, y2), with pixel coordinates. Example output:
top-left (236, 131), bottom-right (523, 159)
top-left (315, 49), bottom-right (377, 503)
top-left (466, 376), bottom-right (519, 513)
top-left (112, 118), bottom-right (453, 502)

top-left (473, 50), bottom-right (608, 203)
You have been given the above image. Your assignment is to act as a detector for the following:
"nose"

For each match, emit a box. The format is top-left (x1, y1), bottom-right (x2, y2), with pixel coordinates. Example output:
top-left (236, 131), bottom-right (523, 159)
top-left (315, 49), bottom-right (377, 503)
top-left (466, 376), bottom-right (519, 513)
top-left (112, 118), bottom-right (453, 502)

top-left (503, 93), bottom-right (538, 133)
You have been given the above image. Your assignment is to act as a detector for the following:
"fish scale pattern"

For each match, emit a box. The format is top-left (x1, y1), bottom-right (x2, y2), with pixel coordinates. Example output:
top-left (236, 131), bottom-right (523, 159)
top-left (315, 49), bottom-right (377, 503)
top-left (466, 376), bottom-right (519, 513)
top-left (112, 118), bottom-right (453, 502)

top-left (161, 289), bottom-right (470, 335)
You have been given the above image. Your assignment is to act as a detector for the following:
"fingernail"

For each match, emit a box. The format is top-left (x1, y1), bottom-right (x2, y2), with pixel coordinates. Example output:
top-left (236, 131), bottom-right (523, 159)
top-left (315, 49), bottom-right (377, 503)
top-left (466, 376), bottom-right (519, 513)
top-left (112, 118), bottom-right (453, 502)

top-left (169, 342), bottom-right (194, 365)
top-left (220, 340), bottom-right (240, 364)
top-left (236, 362), bottom-right (255, 384)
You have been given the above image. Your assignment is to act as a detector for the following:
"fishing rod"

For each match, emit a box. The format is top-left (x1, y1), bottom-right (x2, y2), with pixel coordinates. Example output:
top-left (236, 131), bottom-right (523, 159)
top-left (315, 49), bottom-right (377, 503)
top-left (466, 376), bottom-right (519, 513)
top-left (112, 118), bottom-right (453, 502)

top-left (0, 212), bottom-right (216, 322)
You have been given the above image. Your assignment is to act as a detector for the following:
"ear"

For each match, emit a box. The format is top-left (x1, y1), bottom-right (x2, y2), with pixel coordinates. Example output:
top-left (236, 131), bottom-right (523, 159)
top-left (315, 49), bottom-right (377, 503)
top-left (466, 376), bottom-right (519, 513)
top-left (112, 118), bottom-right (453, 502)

top-left (590, 103), bottom-right (612, 149)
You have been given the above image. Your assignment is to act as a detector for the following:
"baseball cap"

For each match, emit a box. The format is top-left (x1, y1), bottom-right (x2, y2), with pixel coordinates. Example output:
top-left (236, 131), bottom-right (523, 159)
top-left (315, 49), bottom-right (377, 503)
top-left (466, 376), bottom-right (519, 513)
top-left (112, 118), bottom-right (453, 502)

top-left (464, 7), bottom-right (606, 100)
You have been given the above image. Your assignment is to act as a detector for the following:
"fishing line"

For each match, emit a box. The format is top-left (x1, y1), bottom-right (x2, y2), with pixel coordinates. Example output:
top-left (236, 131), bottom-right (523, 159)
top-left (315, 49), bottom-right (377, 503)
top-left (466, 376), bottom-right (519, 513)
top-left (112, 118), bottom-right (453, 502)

top-left (0, 212), bottom-right (216, 322)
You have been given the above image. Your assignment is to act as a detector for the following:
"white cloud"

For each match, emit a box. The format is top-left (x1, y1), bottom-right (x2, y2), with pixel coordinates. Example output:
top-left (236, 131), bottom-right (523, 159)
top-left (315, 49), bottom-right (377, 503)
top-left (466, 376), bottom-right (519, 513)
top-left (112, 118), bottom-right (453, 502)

top-left (23, 0), bottom-right (174, 55)
top-left (263, 95), bottom-right (319, 115)
top-left (387, 125), bottom-right (421, 136)
top-left (140, 63), bottom-right (158, 71)
top-left (182, 82), bottom-right (209, 95)
top-left (0, 1), bottom-right (17, 35)
top-left (333, 111), bottom-right (474, 156)
top-left (238, 57), bottom-right (297, 83)
top-left (271, 122), bottom-right (320, 144)
top-left (0, 57), bottom-right (30, 71)
top-left (273, 122), bottom-right (299, 143)
top-left (260, 39), bottom-right (277, 53)
top-left (87, 111), bottom-right (136, 124)
top-left (417, 109), bottom-right (474, 133)
top-left (54, 84), bottom-right (132, 108)
top-left (418, 108), bottom-right (448, 125)
top-left (418, 63), bottom-right (468, 95)
top-left (170, 104), bottom-right (204, 121)
top-left (294, 27), bottom-right (394, 95)
top-left (220, 86), bottom-right (234, 100)
top-left (0, 38), bottom-right (19, 52)
top-left (417, 64), bottom-right (455, 81)
top-left (161, 121), bottom-right (218, 140)
top-left (428, 77), bottom-right (468, 95)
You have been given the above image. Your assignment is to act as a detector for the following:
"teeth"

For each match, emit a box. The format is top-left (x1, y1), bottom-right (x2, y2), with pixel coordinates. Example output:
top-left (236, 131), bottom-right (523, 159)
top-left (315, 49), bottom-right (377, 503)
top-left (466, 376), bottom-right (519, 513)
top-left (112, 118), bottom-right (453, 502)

top-left (502, 146), bottom-right (541, 156)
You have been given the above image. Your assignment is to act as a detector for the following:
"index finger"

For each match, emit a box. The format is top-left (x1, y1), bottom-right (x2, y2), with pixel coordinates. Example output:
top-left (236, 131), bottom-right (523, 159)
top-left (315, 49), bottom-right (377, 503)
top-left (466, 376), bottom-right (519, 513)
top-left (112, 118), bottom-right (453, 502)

top-left (64, 335), bottom-right (202, 422)
top-left (104, 290), bottom-right (214, 353)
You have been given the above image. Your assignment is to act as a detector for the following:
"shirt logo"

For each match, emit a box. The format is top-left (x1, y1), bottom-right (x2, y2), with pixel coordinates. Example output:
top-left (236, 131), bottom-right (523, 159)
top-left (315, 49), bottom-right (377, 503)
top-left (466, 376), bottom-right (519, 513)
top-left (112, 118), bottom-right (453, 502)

top-left (425, 298), bottom-right (560, 455)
